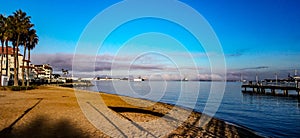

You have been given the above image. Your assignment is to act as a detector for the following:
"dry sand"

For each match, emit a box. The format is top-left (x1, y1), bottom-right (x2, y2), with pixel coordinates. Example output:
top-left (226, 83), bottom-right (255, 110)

top-left (0, 86), bottom-right (262, 138)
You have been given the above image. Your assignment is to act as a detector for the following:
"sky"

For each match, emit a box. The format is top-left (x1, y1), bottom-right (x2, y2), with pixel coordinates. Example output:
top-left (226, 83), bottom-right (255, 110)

top-left (1, 0), bottom-right (300, 80)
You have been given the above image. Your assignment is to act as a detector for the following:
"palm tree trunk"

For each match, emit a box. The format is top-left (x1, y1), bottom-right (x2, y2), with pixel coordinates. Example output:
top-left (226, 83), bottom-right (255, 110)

top-left (5, 40), bottom-right (8, 76)
top-left (26, 49), bottom-right (30, 86)
top-left (13, 43), bottom-right (17, 86)
top-left (0, 40), bottom-right (4, 87)
top-left (13, 44), bottom-right (16, 86)
top-left (21, 44), bottom-right (26, 86)
top-left (13, 34), bottom-right (20, 86)
top-left (16, 46), bottom-right (19, 84)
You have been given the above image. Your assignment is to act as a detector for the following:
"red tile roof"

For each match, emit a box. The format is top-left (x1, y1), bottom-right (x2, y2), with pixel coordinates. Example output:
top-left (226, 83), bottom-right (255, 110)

top-left (0, 46), bottom-right (20, 55)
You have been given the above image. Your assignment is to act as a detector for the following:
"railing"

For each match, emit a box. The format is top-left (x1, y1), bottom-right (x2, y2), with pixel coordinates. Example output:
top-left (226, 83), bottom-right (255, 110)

top-left (243, 81), bottom-right (299, 88)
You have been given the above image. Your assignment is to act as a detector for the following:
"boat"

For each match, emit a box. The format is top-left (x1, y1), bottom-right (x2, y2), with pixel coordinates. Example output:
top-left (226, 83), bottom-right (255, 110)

top-left (133, 76), bottom-right (145, 81)
top-left (182, 77), bottom-right (188, 81)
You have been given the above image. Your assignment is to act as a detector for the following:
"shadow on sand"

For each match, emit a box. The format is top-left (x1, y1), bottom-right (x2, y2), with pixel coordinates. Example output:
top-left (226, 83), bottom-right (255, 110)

top-left (0, 115), bottom-right (89, 138)
top-left (0, 99), bottom-right (89, 138)
top-left (108, 106), bottom-right (165, 118)
top-left (167, 114), bottom-right (263, 138)
top-left (108, 106), bottom-right (262, 137)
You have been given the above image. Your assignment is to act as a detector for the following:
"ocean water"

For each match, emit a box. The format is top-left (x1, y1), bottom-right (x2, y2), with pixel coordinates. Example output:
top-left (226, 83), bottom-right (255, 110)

top-left (78, 81), bottom-right (300, 137)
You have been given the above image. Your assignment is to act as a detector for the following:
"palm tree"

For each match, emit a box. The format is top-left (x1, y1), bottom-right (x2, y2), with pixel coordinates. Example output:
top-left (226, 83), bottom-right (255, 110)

top-left (11, 9), bottom-right (31, 86)
top-left (0, 15), bottom-right (13, 86)
top-left (0, 14), bottom-right (5, 86)
top-left (20, 24), bottom-right (34, 86)
top-left (4, 16), bottom-right (13, 77)
top-left (0, 10), bottom-right (36, 86)
top-left (20, 32), bottom-right (28, 86)
top-left (26, 29), bottom-right (38, 86)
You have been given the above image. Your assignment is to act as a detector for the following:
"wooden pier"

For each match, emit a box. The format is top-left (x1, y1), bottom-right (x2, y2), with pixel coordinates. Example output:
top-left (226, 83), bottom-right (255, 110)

top-left (242, 84), bottom-right (300, 98)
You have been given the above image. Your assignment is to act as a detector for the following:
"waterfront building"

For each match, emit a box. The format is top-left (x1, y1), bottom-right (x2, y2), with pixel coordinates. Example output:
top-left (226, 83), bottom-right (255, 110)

top-left (0, 46), bottom-right (53, 84)
top-left (0, 46), bottom-right (27, 80)
top-left (32, 64), bottom-right (53, 82)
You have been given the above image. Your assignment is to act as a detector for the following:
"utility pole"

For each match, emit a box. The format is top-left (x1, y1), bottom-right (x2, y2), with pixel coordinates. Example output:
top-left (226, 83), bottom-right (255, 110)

top-left (275, 73), bottom-right (278, 85)
top-left (256, 73), bottom-right (258, 84)
top-left (240, 73), bottom-right (242, 82)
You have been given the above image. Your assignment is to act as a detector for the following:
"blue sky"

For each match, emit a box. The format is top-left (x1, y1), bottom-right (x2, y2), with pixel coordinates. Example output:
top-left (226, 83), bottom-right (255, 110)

top-left (1, 0), bottom-right (300, 80)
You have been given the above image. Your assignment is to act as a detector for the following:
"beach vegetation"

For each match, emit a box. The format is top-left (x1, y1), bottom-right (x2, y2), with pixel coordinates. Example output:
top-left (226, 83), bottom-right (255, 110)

top-left (9, 85), bottom-right (37, 91)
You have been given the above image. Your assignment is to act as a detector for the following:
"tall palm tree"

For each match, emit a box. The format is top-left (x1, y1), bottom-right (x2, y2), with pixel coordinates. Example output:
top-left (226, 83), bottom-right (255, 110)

top-left (20, 31), bottom-right (28, 86)
top-left (11, 9), bottom-right (31, 86)
top-left (0, 10), bottom-right (36, 86)
top-left (4, 16), bottom-right (13, 77)
top-left (20, 33), bottom-right (26, 86)
top-left (20, 24), bottom-right (34, 86)
top-left (26, 29), bottom-right (38, 86)
top-left (0, 15), bottom-right (13, 86)
top-left (0, 14), bottom-right (5, 86)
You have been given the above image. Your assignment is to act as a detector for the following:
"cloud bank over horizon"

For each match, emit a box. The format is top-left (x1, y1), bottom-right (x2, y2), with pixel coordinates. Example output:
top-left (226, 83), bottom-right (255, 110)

top-left (31, 53), bottom-right (298, 81)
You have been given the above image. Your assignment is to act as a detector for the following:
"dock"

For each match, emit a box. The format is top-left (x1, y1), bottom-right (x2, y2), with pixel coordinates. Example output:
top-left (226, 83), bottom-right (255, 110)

top-left (242, 83), bottom-right (300, 98)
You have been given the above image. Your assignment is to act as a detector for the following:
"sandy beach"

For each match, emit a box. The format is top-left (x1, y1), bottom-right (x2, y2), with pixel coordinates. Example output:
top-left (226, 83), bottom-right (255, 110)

top-left (0, 86), bottom-right (261, 138)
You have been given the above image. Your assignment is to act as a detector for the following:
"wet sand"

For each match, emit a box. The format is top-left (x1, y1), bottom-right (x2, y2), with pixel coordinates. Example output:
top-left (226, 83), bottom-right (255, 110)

top-left (0, 86), bottom-right (262, 138)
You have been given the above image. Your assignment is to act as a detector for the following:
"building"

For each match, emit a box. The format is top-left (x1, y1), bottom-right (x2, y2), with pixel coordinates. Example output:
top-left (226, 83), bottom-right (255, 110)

top-left (0, 46), bottom-right (53, 84)
top-left (32, 64), bottom-right (53, 82)
top-left (0, 46), bottom-right (26, 80)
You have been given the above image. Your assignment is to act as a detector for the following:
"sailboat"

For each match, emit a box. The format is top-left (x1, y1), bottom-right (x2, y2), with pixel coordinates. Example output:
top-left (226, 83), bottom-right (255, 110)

top-left (182, 77), bottom-right (188, 81)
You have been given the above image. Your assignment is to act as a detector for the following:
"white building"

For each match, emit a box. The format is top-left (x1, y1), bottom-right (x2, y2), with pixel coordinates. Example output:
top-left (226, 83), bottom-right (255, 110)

top-left (0, 46), bottom-right (53, 84)
top-left (0, 46), bottom-right (27, 80)
top-left (32, 64), bottom-right (53, 81)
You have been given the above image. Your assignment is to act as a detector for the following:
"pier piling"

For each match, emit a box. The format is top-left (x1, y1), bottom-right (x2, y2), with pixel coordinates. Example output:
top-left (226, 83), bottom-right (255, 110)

top-left (242, 83), bottom-right (300, 98)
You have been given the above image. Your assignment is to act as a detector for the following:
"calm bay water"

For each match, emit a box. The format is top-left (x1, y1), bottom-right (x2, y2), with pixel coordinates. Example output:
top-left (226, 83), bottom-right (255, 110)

top-left (79, 81), bottom-right (300, 137)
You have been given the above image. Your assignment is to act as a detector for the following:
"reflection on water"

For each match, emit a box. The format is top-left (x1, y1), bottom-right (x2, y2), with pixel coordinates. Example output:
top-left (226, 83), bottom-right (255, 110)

top-left (79, 81), bottom-right (300, 138)
top-left (242, 93), bottom-right (300, 108)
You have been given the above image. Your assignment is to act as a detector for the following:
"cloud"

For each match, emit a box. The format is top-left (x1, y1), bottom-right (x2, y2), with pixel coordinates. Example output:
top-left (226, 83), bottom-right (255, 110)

top-left (31, 53), bottom-right (181, 73)
top-left (226, 48), bottom-right (250, 57)
top-left (197, 73), bottom-right (224, 80)
top-left (226, 53), bottom-right (243, 57)
top-left (32, 53), bottom-right (287, 80)
top-left (240, 66), bottom-right (269, 71)
top-left (30, 52), bottom-right (207, 79)
top-left (31, 53), bottom-right (73, 70)
top-left (226, 67), bottom-right (299, 81)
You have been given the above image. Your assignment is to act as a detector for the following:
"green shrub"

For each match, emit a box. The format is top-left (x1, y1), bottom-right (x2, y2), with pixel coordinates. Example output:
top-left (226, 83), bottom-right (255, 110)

top-left (10, 85), bottom-right (38, 91)
top-left (10, 86), bottom-right (21, 91)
